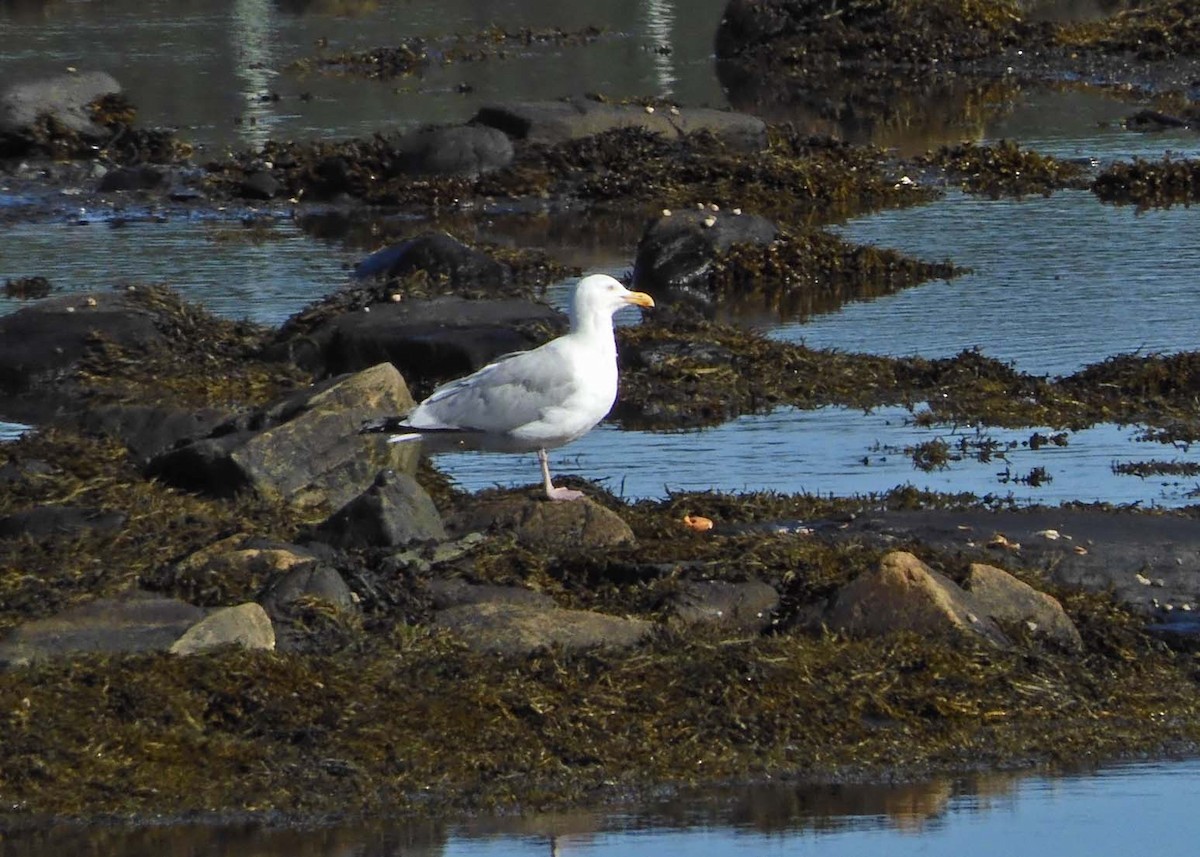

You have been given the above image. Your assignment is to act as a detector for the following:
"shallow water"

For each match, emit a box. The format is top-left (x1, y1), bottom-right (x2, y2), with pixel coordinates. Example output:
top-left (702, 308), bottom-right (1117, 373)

top-left (3, 1), bottom-right (1200, 510)
top-left (437, 405), bottom-right (1200, 506)
top-left (5, 758), bottom-right (1200, 856)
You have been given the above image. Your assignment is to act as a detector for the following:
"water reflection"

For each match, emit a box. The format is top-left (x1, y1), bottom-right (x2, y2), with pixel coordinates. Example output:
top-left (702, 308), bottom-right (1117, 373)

top-left (640, 0), bottom-right (676, 96)
top-left (7, 761), bottom-right (1200, 856)
top-left (231, 0), bottom-right (282, 148)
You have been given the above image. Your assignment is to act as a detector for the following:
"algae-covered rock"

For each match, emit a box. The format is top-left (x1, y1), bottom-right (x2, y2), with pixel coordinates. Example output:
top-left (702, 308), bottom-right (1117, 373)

top-left (170, 602), bottom-right (276, 655)
top-left (825, 551), bottom-right (1008, 646)
top-left (665, 579), bottom-right (779, 631)
top-left (964, 562), bottom-right (1082, 650)
top-left (262, 564), bottom-right (356, 617)
top-left (447, 495), bottom-right (635, 552)
top-left (0, 590), bottom-right (203, 667)
top-left (313, 469), bottom-right (447, 549)
top-left (473, 98), bottom-right (767, 150)
top-left (427, 578), bottom-right (556, 610)
top-left (633, 208), bottom-right (778, 300)
top-left (434, 602), bottom-right (653, 655)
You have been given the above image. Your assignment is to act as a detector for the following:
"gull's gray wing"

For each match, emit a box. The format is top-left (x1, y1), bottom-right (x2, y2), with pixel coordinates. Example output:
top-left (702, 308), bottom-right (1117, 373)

top-left (410, 345), bottom-right (579, 435)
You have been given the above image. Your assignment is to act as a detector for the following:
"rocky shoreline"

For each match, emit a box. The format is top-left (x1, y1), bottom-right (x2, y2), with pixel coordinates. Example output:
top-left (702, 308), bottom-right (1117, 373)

top-left (4, 0), bottom-right (1200, 830)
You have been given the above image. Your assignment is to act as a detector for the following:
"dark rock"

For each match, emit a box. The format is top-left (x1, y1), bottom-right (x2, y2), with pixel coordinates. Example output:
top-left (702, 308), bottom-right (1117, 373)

top-left (446, 495), bottom-right (635, 552)
top-left (313, 470), bottom-right (447, 549)
top-left (473, 98), bottom-right (767, 151)
top-left (0, 505), bottom-right (126, 541)
top-left (633, 208), bottom-right (778, 299)
top-left (0, 291), bottom-right (166, 422)
top-left (147, 363), bottom-right (419, 509)
top-left (433, 602), bottom-right (653, 656)
top-left (394, 125), bottom-right (514, 176)
top-left (0, 70), bottom-right (121, 138)
top-left (352, 232), bottom-right (511, 285)
top-left (98, 165), bottom-right (166, 192)
top-left (270, 295), bottom-right (564, 380)
top-left (427, 578), bottom-right (555, 611)
top-left (240, 170), bottom-right (281, 200)
top-left (0, 590), bottom-right (203, 667)
top-left (824, 551), bottom-right (1009, 647)
top-left (78, 404), bottom-right (229, 465)
top-left (665, 579), bottom-right (779, 631)
top-left (262, 564), bottom-right (356, 617)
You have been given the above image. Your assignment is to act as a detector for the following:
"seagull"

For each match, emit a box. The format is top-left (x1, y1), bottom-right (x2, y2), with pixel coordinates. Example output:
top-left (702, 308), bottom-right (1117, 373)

top-left (367, 274), bottom-right (654, 501)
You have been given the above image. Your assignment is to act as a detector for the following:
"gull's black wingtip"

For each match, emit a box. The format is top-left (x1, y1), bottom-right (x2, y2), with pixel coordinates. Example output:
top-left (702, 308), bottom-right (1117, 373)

top-left (360, 415), bottom-right (410, 435)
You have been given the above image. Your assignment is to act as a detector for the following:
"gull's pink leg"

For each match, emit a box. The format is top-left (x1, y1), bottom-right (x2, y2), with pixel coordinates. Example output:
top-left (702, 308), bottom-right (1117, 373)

top-left (539, 448), bottom-right (584, 501)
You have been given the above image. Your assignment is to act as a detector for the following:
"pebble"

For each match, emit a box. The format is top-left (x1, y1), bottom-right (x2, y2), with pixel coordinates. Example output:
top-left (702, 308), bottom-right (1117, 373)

top-left (1136, 573), bottom-right (1152, 586)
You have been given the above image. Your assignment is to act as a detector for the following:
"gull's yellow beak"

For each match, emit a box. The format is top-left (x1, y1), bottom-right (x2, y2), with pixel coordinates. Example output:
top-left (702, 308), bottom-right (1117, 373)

top-left (623, 291), bottom-right (655, 308)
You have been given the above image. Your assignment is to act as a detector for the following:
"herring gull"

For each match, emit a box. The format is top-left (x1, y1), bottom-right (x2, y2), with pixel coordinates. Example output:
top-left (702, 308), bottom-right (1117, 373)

top-left (369, 274), bottom-right (654, 500)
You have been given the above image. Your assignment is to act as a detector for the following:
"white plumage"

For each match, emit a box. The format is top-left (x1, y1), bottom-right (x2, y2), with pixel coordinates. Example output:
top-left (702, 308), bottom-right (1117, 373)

top-left (392, 274), bottom-right (654, 500)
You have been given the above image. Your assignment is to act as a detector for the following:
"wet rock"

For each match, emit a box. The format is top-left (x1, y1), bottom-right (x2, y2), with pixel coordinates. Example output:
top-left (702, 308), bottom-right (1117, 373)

top-left (239, 170), bottom-right (281, 200)
top-left (665, 579), bottom-right (779, 631)
top-left (473, 98), bottom-right (767, 151)
top-left (170, 534), bottom-right (319, 588)
top-left (427, 578), bottom-right (555, 611)
top-left (352, 231), bottom-right (511, 285)
top-left (963, 563), bottom-right (1082, 650)
top-left (0, 505), bottom-right (126, 541)
top-left (147, 363), bottom-right (418, 509)
top-left (0, 591), bottom-right (203, 667)
top-left (0, 70), bottom-right (121, 139)
top-left (394, 124), bottom-right (514, 176)
top-left (0, 291), bottom-right (166, 422)
top-left (312, 469), bottom-right (446, 549)
top-left (170, 602), bottom-right (276, 656)
top-left (824, 551), bottom-right (1008, 647)
top-left (271, 295), bottom-right (563, 381)
top-left (262, 563), bottom-right (356, 617)
top-left (447, 495), bottom-right (635, 553)
top-left (633, 208), bottom-right (778, 301)
top-left (97, 165), bottom-right (166, 192)
top-left (433, 602), bottom-right (652, 656)
top-left (77, 403), bottom-right (229, 465)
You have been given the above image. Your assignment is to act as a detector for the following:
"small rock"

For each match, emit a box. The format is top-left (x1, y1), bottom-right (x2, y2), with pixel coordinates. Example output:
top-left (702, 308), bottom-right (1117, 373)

top-left (963, 563), bottom-right (1083, 651)
top-left (665, 580), bottom-right (779, 631)
top-left (446, 495), bottom-right (634, 552)
top-left (313, 469), bottom-right (447, 549)
top-left (170, 603), bottom-right (276, 656)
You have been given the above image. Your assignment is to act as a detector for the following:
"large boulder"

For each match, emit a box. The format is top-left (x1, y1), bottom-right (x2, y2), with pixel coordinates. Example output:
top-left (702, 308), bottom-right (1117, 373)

top-left (473, 98), bottom-right (767, 151)
top-left (0, 591), bottom-right (203, 667)
top-left (0, 70), bottom-right (121, 139)
top-left (147, 363), bottom-right (419, 510)
top-left (633, 208), bottom-right (778, 300)
top-left (393, 125), bottom-right (514, 176)
top-left (270, 295), bottom-right (564, 381)
top-left (434, 602), bottom-right (653, 656)
top-left (824, 551), bottom-right (1009, 647)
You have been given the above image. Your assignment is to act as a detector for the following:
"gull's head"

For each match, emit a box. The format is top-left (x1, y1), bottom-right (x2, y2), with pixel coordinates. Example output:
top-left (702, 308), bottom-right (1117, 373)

top-left (571, 274), bottom-right (654, 326)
